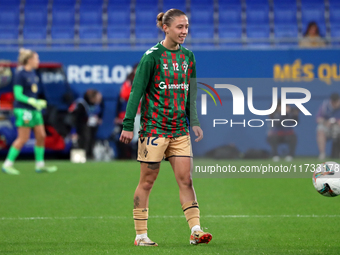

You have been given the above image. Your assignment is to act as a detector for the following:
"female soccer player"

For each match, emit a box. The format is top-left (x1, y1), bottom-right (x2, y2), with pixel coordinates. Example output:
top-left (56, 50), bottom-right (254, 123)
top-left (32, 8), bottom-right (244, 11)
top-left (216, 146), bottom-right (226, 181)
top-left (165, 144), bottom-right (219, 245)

top-left (120, 9), bottom-right (212, 246)
top-left (2, 48), bottom-right (57, 175)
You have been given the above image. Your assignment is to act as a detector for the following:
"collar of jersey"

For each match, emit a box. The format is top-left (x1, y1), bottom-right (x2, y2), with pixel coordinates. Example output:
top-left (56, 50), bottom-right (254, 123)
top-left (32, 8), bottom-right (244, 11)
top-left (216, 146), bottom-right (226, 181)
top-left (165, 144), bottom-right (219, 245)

top-left (157, 41), bottom-right (182, 52)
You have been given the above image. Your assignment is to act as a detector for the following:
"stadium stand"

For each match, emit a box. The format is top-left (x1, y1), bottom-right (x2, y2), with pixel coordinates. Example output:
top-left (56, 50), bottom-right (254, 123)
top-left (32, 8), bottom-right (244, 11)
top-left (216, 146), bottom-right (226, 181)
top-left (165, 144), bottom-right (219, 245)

top-left (52, 5), bottom-right (76, 27)
top-left (163, 0), bottom-right (186, 13)
top-left (0, 0), bottom-right (339, 48)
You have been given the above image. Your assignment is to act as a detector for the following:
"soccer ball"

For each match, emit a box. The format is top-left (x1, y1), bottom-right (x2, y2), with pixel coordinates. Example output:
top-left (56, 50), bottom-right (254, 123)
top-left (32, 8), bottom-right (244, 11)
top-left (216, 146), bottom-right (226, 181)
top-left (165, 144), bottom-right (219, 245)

top-left (313, 161), bottom-right (340, 197)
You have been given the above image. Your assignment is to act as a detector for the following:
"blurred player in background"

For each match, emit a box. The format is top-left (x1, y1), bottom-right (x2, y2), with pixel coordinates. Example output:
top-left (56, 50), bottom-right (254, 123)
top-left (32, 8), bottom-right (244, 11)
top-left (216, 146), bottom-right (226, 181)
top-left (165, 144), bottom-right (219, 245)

top-left (69, 89), bottom-right (103, 159)
top-left (316, 93), bottom-right (340, 160)
top-left (115, 63), bottom-right (139, 159)
top-left (2, 48), bottom-right (57, 175)
top-left (267, 100), bottom-right (299, 162)
top-left (120, 9), bottom-right (212, 246)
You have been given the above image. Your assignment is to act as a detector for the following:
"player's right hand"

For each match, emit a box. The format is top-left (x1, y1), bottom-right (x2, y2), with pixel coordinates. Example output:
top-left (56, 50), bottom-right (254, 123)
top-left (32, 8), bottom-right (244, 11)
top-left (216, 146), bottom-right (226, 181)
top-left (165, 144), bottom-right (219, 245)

top-left (120, 130), bottom-right (134, 144)
top-left (37, 99), bottom-right (47, 110)
top-left (28, 98), bottom-right (47, 111)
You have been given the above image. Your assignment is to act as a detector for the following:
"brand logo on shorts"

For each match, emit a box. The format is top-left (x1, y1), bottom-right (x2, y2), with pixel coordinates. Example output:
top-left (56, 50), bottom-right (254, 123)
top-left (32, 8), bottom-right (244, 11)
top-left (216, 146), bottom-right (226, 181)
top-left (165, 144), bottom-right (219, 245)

top-left (143, 148), bottom-right (148, 158)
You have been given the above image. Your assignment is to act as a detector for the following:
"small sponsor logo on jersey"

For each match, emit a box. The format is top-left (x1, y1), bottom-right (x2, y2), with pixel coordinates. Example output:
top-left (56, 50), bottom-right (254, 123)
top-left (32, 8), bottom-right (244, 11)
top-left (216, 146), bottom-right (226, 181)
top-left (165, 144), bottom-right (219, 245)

top-left (31, 84), bottom-right (38, 93)
top-left (182, 61), bottom-right (188, 73)
top-left (146, 47), bottom-right (158, 55)
top-left (159, 81), bottom-right (189, 91)
top-left (163, 64), bottom-right (168, 70)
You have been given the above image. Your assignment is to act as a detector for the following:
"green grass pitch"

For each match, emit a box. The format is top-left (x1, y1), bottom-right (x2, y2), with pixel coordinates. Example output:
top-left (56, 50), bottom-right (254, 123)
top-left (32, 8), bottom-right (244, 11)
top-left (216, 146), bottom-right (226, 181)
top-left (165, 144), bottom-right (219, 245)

top-left (1, 159), bottom-right (340, 254)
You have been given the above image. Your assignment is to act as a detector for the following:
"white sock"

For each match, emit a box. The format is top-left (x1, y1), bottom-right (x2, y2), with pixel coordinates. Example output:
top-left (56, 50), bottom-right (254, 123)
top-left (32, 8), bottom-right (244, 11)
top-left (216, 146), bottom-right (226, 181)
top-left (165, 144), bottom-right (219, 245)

top-left (191, 225), bottom-right (201, 233)
top-left (36, 161), bottom-right (45, 168)
top-left (136, 233), bottom-right (147, 239)
top-left (3, 159), bottom-right (13, 167)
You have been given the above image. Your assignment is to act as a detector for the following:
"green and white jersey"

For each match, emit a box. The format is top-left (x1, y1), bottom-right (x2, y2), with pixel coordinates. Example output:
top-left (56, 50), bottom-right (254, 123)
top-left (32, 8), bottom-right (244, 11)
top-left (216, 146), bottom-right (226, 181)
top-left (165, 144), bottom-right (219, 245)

top-left (123, 42), bottom-right (200, 138)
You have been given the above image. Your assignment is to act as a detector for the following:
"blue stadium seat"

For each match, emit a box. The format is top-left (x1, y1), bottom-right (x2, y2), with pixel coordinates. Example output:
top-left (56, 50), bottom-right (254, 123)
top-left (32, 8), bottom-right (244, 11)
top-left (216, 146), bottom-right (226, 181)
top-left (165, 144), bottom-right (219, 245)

top-left (219, 0), bottom-right (241, 4)
top-left (79, 26), bottom-right (102, 39)
top-left (329, 4), bottom-right (340, 25)
top-left (52, 5), bottom-right (75, 27)
top-left (23, 26), bottom-right (47, 39)
top-left (53, 0), bottom-right (76, 6)
top-left (246, 4), bottom-right (269, 24)
top-left (107, 26), bottom-right (130, 39)
top-left (0, 0), bottom-right (21, 6)
top-left (330, 25), bottom-right (340, 45)
top-left (51, 26), bottom-right (74, 47)
top-left (135, 0), bottom-right (158, 5)
top-left (329, 0), bottom-right (340, 5)
top-left (0, 27), bottom-right (18, 40)
top-left (0, 6), bottom-right (20, 27)
top-left (25, 0), bottom-right (49, 4)
top-left (135, 27), bottom-right (159, 47)
top-left (23, 26), bottom-right (47, 47)
top-left (107, 5), bottom-right (130, 26)
top-left (135, 26), bottom-right (158, 42)
top-left (24, 5), bottom-right (48, 27)
top-left (247, 24), bottom-right (270, 46)
top-left (301, 3), bottom-right (325, 26)
top-left (274, 24), bottom-right (298, 46)
top-left (107, 26), bottom-right (131, 47)
top-left (301, 0), bottom-right (324, 3)
top-left (190, 5), bottom-right (214, 25)
top-left (273, 4), bottom-right (297, 25)
top-left (135, 6), bottom-right (158, 25)
top-left (192, 0), bottom-right (214, 5)
top-left (218, 24), bottom-right (242, 47)
top-left (81, 0), bottom-right (103, 5)
top-left (163, 0), bottom-right (186, 12)
top-left (79, 5), bottom-right (103, 26)
top-left (219, 25), bottom-right (242, 39)
top-left (0, 27), bottom-right (18, 48)
top-left (190, 25), bottom-right (214, 46)
top-left (78, 26), bottom-right (103, 47)
top-left (219, 4), bottom-right (242, 25)
top-left (51, 26), bottom-right (74, 40)
top-left (271, 0), bottom-right (296, 3)
top-left (245, 0), bottom-right (270, 6)
top-left (109, 0), bottom-right (130, 5)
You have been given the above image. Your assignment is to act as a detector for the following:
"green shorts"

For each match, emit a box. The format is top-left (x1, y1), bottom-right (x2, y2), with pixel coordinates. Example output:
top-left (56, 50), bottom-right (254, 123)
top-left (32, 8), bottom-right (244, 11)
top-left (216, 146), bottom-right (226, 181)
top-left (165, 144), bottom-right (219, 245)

top-left (13, 108), bottom-right (44, 127)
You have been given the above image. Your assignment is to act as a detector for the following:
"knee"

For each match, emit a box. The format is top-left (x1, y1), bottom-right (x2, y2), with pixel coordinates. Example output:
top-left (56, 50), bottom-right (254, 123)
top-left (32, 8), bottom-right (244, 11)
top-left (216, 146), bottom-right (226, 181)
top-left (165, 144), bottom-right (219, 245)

top-left (36, 132), bottom-right (46, 143)
top-left (141, 179), bottom-right (156, 191)
top-left (178, 174), bottom-right (193, 188)
top-left (15, 137), bottom-right (29, 147)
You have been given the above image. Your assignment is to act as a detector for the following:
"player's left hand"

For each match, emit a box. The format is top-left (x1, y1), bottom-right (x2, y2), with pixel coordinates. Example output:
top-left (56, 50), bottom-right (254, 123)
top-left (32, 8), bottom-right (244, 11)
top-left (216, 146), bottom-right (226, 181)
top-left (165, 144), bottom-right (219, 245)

top-left (192, 126), bottom-right (203, 142)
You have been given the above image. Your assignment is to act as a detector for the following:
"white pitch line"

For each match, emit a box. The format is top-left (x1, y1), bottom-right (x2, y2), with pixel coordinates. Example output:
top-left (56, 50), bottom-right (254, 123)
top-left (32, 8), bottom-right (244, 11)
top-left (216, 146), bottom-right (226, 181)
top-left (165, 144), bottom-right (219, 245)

top-left (1, 215), bottom-right (340, 221)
